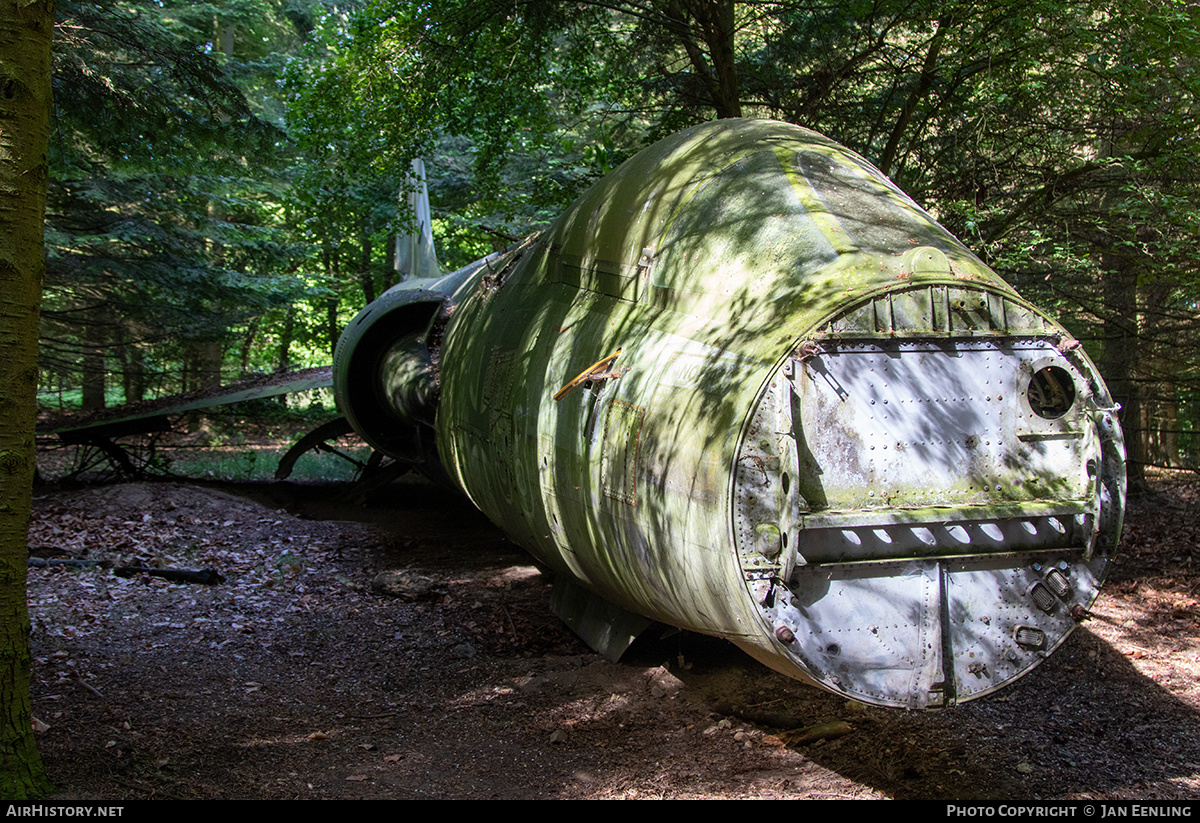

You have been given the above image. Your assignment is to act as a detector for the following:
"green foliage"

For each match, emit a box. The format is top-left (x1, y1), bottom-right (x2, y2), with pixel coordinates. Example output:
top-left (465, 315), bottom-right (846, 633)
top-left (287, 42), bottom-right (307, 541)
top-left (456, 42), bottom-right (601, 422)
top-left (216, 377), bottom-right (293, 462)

top-left (36, 0), bottom-right (1200, 470)
top-left (280, 1), bottom-right (643, 270)
top-left (307, 0), bottom-right (1200, 474)
top-left (43, 1), bottom-right (333, 405)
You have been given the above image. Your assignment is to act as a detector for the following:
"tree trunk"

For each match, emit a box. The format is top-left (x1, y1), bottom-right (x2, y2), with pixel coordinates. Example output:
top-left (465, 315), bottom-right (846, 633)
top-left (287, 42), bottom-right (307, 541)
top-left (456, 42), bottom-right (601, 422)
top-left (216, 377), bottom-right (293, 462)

top-left (81, 313), bottom-right (106, 409)
top-left (324, 238), bottom-right (341, 362)
top-left (0, 0), bottom-right (56, 798)
top-left (1135, 281), bottom-right (1178, 469)
top-left (239, 325), bottom-right (256, 376)
top-left (878, 18), bottom-right (948, 176)
top-left (360, 232), bottom-right (376, 304)
top-left (126, 347), bottom-right (146, 404)
top-left (115, 326), bottom-right (146, 404)
top-left (666, 0), bottom-right (742, 118)
top-left (277, 309), bottom-right (295, 371)
top-left (327, 296), bottom-right (339, 363)
top-left (1100, 251), bottom-right (1148, 493)
top-left (198, 337), bottom-right (223, 390)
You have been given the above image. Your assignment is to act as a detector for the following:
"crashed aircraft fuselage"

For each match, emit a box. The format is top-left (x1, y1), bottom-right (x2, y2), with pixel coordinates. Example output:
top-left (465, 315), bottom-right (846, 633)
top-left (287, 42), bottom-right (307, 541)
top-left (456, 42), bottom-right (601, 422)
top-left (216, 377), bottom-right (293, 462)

top-left (334, 119), bottom-right (1125, 709)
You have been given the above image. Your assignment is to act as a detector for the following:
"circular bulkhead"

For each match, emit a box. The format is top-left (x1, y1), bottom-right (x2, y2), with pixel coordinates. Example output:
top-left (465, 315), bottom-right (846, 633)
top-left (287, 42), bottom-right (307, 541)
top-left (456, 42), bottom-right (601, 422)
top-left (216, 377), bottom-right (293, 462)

top-left (733, 285), bottom-right (1125, 709)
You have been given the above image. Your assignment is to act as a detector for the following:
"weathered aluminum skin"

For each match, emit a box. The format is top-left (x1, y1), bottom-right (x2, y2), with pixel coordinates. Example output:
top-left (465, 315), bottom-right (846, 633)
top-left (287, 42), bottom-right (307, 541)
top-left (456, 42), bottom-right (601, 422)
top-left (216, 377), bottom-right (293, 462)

top-left (336, 119), bottom-right (1125, 708)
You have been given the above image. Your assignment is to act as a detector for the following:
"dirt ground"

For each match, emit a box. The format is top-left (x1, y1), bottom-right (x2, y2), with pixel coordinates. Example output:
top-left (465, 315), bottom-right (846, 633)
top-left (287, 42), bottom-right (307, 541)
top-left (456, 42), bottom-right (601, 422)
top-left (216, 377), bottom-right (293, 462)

top-left (24, 465), bottom-right (1200, 800)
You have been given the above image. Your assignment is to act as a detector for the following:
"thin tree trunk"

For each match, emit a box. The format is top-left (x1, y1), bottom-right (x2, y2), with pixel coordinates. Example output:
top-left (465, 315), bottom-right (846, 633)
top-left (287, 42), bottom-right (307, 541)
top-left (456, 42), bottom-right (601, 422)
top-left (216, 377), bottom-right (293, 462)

top-left (1101, 251), bottom-right (1148, 493)
top-left (327, 297), bottom-right (339, 363)
top-left (239, 325), bottom-right (256, 376)
top-left (878, 18), bottom-right (949, 176)
top-left (0, 0), bottom-right (56, 798)
top-left (81, 313), bottom-right (106, 409)
top-left (115, 326), bottom-right (146, 404)
top-left (324, 238), bottom-right (341, 362)
top-left (199, 337), bottom-right (223, 390)
top-left (126, 344), bottom-right (146, 403)
top-left (277, 309), bottom-right (295, 371)
top-left (666, 0), bottom-right (742, 118)
top-left (360, 232), bottom-right (376, 304)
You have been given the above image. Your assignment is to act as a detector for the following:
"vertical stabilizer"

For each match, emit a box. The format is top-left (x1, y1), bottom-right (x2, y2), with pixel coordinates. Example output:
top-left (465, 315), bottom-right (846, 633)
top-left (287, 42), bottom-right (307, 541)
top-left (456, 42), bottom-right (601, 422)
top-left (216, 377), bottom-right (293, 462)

top-left (394, 158), bottom-right (441, 281)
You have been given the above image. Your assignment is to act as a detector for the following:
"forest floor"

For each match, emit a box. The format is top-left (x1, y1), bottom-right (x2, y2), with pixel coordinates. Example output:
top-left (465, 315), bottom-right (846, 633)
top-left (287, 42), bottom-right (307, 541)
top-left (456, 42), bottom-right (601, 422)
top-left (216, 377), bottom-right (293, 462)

top-left (24, 432), bottom-right (1200, 800)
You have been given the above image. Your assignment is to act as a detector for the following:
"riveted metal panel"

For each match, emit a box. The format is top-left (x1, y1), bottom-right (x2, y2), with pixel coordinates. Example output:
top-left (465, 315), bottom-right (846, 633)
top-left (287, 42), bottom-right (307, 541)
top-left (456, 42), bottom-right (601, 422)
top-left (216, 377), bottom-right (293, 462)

top-left (601, 400), bottom-right (646, 506)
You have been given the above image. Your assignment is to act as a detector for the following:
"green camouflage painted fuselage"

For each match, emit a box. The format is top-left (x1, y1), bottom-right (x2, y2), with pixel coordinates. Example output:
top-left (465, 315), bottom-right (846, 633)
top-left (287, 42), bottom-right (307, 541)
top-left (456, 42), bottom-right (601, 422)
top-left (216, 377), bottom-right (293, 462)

top-left (336, 120), bottom-right (1125, 709)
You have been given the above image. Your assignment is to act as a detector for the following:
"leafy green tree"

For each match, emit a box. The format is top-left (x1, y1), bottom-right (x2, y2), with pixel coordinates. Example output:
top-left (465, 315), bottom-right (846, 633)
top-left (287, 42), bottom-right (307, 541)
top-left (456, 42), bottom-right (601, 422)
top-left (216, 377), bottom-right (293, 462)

top-left (316, 0), bottom-right (1200, 479)
top-left (41, 0), bottom-right (1196, 474)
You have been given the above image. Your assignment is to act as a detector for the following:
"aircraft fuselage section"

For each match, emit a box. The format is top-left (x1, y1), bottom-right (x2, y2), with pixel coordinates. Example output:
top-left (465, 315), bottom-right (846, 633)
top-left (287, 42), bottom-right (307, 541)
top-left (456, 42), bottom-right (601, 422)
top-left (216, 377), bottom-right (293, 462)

top-left (338, 120), bottom-right (1125, 708)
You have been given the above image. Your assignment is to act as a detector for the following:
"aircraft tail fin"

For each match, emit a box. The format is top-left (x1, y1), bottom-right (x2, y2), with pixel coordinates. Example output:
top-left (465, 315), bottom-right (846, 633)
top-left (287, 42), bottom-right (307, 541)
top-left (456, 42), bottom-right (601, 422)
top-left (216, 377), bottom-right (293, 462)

top-left (394, 158), bottom-right (441, 281)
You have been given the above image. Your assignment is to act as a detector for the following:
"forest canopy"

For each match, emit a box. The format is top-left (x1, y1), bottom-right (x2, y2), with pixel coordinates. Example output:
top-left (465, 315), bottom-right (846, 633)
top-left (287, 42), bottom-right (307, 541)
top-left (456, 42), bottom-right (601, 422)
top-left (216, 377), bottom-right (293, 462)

top-left (38, 0), bottom-right (1200, 483)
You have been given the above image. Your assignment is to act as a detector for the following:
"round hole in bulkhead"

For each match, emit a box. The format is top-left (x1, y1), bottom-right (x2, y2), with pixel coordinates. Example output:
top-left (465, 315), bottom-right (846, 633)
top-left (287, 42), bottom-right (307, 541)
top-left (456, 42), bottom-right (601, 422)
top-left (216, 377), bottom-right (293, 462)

top-left (1027, 366), bottom-right (1076, 419)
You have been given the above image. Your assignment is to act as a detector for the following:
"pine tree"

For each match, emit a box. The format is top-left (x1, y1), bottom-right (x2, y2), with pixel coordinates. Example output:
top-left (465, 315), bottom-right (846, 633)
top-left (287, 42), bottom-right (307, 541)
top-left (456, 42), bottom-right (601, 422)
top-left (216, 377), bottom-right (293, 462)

top-left (0, 0), bottom-right (56, 799)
